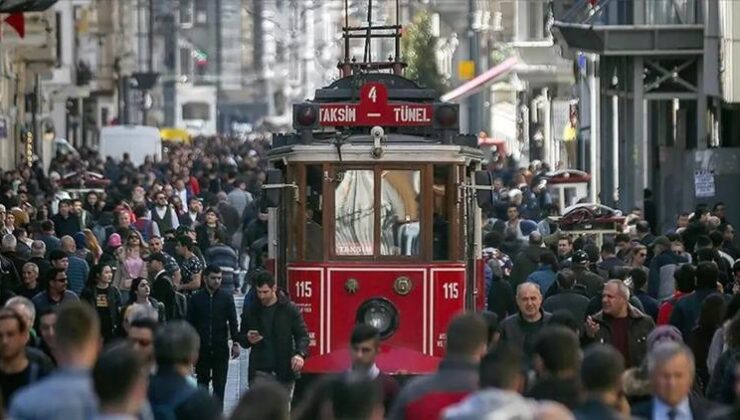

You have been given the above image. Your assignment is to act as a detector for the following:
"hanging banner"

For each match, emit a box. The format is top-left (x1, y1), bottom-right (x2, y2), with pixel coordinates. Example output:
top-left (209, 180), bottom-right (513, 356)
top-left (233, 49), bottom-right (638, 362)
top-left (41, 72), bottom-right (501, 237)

top-left (694, 170), bottom-right (715, 198)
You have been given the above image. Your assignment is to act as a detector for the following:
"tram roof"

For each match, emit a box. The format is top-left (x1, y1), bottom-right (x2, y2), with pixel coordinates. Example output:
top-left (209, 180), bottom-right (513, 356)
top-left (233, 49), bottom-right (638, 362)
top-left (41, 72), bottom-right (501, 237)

top-left (267, 139), bottom-right (484, 165)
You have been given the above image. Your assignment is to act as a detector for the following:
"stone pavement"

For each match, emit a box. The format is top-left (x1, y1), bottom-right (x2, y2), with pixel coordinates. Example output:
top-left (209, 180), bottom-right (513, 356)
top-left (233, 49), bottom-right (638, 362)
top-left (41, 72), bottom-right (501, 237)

top-left (223, 295), bottom-right (250, 416)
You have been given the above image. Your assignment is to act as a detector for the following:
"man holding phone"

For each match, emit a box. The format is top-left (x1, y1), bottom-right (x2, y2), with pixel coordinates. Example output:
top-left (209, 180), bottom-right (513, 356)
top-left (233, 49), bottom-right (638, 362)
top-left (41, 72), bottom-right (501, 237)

top-left (239, 271), bottom-right (309, 396)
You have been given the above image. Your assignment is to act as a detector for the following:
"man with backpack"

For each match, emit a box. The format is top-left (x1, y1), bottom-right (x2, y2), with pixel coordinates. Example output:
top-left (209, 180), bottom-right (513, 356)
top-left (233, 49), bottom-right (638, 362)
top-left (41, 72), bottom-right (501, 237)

top-left (148, 321), bottom-right (220, 420)
top-left (132, 204), bottom-right (160, 243)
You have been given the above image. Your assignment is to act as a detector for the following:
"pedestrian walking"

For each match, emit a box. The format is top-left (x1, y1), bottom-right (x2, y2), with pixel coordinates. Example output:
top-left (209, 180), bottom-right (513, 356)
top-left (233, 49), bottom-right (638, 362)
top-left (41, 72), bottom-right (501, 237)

top-left (186, 265), bottom-right (240, 405)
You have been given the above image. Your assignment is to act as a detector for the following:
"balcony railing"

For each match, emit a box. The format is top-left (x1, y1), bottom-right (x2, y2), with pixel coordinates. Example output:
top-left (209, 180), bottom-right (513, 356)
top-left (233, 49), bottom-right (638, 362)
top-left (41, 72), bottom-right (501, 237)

top-left (557, 0), bottom-right (702, 26)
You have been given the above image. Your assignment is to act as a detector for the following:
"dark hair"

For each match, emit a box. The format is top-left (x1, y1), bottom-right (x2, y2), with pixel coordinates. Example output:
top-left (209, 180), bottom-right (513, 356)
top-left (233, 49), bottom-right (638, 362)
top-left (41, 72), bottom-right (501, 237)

top-left (483, 231), bottom-right (503, 249)
top-left (203, 265), bottom-right (222, 277)
top-left (133, 204), bottom-right (148, 218)
top-left (0, 308), bottom-right (27, 333)
top-left (479, 344), bottom-right (523, 389)
top-left (615, 233), bottom-right (630, 244)
top-left (583, 243), bottom-right (600, 263)
top-left (558, 235), bottom-right (573, 245)
top-left (629, 268), bottom-right (648, 291)
top-left (696, 261), bottom-right (719, 289)
top-left (666, 232), bottom-right (681, 243)
top-left (49, 249), bottom-right (68, 262)
top-left (548, 310), bottom-right (580, 335)
top-left (677, 212), bottom-right (690, 219)
top-left (154, 321), bottom-right (200, 367)
top-left (581, 344), bottom-right (625, 393)
top-left (93, 343), bottom-right (147, 409)
top-left (608, 266), bottom-right (630, 281)
top-left (534, 326), bottom-right (581, 373)
top-left (58, 199), bottom-right (72, 207)
top-left (445, 313), bottom-right (487, 357)
top-left (176, 235), bottom-right (194, 250)
top-left (130, 317), bottom-right (159, 334)
top-left (556, 269), bottom-right (576, 289)
top-left (698, 294), bottom-right (726, 330)
top-left (713, 202), bottom-right (726, 211)
top-left (601, 241), bottom-right (616, 255)
top-left (674, 264), bottom-right (696, 293)
top-left (636, 221), bottom-right (651, 234)
top-left (40, 220), bottom-right (54, 232)
top-left (87, 262), bottom-right (114, 289)
top-left (229, 382), bottom-right (290, 420)
top-left (696, 248), bottom-right (721, 266)
top-left (696, 235), bottom-right (713, 250)
top-left (350, 324), bottom-right (380, 346)
top-left (55, 302), bottom-right (100, 353)
top-left (127, 278), bottom-right (149, 305)
top-left (331, 373), bottom-right (382, 420)
top-left (45, 268), bottom-right (66, 286)
top-left (539, 252), bottom-right (559, 271)
top-left (734, 260), bottom-right (740, 275)
top-left (709, 231), bottom-right (724, 248)
top-left (251, 271), bottom-right (276, 289)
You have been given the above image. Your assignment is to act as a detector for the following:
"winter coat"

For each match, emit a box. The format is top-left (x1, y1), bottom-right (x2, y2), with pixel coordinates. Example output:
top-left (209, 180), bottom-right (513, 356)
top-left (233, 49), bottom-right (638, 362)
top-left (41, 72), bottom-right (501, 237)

top-left (583, 305), bottom-right (655, 368)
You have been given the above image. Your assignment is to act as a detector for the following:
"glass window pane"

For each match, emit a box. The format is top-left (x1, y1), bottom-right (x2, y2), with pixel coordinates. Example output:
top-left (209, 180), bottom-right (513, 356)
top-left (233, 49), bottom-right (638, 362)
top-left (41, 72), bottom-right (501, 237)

top-left (335, 170), bottom-right (374, 256)
top-left (381, 170), bottom-right (421, 256)
top-left (433, 166), bottom-right (451, 260)
top-left (305, 165), bottom-right (324, 260)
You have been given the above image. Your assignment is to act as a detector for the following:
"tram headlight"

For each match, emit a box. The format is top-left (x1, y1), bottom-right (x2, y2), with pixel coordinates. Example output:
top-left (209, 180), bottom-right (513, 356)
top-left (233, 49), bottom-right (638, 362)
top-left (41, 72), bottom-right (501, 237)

top-left (294, 104), bottom-right (318, 128)
top-left (356, 298), bottom-right (399, 340)
top-left (434, 104), bottom-right (458, 128)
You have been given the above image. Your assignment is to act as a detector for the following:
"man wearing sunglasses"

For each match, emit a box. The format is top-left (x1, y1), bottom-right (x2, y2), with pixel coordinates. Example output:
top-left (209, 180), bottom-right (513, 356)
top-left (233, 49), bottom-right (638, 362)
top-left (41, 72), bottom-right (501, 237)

top-left (31, 268), bottom-right (79, 317)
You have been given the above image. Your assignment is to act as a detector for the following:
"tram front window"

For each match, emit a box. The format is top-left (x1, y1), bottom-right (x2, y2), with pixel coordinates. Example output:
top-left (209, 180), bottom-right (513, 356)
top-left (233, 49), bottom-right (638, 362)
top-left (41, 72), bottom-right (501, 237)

top-left (381, 170), bottom-right (421, 256)
top-left (335, 170), bottom-right (375, 256)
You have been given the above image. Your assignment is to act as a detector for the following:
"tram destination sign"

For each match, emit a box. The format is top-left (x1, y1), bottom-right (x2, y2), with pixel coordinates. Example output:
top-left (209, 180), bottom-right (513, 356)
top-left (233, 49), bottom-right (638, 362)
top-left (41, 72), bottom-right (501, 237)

top-left (318, 82), bottom-right (434, 127)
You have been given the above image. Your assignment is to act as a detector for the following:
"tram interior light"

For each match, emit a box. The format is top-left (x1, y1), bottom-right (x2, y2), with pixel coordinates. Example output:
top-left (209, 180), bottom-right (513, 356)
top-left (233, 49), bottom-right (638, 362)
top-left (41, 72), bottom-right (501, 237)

top-left (356, 298), bottom-right (399, 340)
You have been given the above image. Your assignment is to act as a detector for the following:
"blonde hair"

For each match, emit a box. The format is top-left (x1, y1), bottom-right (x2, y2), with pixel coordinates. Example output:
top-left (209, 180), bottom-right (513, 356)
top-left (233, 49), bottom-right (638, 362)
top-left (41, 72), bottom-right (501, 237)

top-left (83, 229), bottom-right (102, 261)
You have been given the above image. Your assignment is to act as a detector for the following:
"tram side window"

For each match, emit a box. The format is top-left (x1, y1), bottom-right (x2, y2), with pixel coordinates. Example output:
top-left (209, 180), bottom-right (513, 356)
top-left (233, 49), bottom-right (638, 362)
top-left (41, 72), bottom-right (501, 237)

top-left (305, 165), bottom-right (324, 260)
top-left (335, 170), bottom-right (374, 256)
top-left (433, 166), bottom-right (451, 260)
top-left (380, 170), bottom-right (421, 256)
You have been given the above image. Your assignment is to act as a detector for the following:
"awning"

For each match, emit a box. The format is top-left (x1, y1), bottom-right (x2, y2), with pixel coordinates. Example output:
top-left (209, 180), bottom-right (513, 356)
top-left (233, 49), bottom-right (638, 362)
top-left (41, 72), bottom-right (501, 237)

top-left (441, 56), bottom-right (518, 103)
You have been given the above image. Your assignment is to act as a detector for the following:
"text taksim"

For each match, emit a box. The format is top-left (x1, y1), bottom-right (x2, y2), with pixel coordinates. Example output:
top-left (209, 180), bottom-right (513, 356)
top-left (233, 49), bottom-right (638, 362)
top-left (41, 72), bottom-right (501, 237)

top-left (320, 106), bottom-right (356, 123)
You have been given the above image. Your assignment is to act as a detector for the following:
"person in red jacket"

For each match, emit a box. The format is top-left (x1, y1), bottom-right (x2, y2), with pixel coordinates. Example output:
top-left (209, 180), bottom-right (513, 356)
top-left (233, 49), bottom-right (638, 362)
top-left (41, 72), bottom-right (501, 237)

top-left (388, 313), bottom-right (488, 420)
top-left (657, 264), bottom-right (696, 325)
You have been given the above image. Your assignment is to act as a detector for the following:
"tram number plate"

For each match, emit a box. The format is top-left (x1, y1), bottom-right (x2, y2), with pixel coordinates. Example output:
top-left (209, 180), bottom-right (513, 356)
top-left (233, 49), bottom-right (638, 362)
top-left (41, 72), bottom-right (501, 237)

top-left (319, 82), bottom-right (433, 127)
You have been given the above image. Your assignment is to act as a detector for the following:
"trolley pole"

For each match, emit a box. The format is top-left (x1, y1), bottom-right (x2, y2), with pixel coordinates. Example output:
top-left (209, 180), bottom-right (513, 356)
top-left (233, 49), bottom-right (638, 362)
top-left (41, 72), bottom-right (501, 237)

top-left (467, 0), bottom-right (481, 133)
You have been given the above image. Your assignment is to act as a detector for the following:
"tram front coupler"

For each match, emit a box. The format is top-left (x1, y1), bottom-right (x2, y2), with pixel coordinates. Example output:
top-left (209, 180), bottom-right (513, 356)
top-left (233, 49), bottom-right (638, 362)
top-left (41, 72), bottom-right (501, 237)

top-left (370, 126), bottom-right (386, 159)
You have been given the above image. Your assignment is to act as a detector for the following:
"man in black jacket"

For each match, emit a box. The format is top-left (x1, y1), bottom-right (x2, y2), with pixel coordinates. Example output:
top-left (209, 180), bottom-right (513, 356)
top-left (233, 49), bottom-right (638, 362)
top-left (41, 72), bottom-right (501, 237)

top-left (543, 269), bottom-right (590, 322)
top-left (186, 265), bottom-right (239, 406)
top-left (239, 271), bottom-right (309, 395)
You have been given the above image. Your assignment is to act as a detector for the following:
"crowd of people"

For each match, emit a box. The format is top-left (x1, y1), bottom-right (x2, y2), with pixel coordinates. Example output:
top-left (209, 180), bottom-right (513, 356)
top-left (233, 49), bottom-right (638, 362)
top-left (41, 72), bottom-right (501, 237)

top-left (0, 133), bottom-right (739, 419)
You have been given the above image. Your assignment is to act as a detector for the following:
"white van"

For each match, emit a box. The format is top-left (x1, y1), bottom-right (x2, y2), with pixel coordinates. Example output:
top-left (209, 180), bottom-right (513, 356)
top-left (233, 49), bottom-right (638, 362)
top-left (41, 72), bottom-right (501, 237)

top-left (99, 125), bottom-right (162, 166)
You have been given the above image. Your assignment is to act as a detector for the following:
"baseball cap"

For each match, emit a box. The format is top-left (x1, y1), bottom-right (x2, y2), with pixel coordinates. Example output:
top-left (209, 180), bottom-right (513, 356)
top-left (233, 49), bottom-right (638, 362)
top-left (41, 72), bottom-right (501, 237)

top-left (571, 250), bottom-right (589, 266)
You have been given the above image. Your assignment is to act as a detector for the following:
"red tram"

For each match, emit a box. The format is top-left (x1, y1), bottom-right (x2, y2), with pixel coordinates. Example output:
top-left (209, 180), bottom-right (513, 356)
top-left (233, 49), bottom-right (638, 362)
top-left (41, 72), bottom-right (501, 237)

top-left (262, 16), bottom-right (486, 377)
